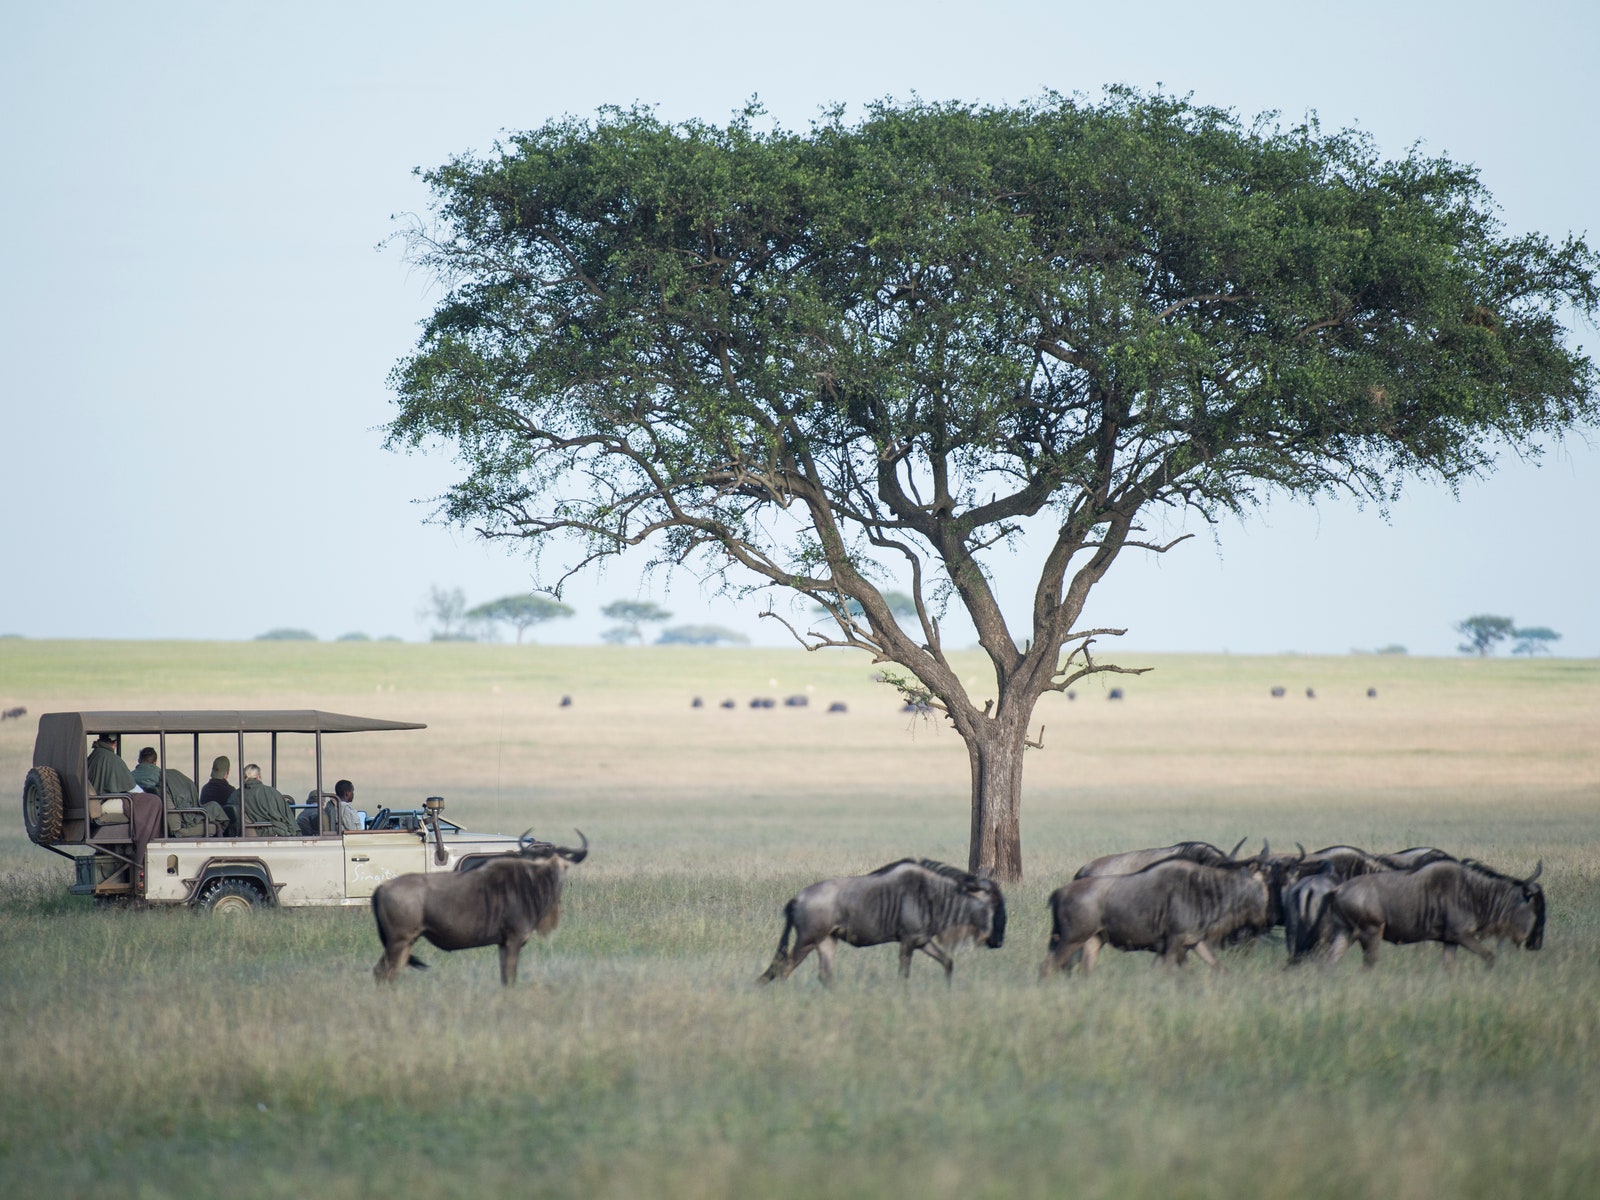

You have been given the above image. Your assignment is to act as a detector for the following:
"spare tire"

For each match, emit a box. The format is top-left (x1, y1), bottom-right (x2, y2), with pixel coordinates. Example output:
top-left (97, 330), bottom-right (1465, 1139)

top-left (24, 765), bottom-right (66, 845)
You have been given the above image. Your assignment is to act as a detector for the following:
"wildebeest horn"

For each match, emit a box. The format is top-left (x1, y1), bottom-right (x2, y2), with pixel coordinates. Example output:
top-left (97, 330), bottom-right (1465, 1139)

top-left (517, 828), bottom-right (537, 852)
top-left (1228, 837), bottom-right (1247, 859)
top-left (555, 830), bottom-right (589, 863)
top-left (1526, 860), bottom-right (1542, 884)
top-left (1295, 842), bottom-right (1307, 860)
top-left (1261, 839), bottom-right (1270, 856)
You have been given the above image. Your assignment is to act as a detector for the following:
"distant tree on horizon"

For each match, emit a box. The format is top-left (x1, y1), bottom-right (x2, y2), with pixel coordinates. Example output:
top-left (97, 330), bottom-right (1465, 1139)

top-left (255, 628), bottom-right (317, 641)
top-left (600, 599), bottom-right (672, 644)
top-left (420, 585), bottom-right (468, 640)
top-left (656, 623), bottom-right (750, 646)
top-left (467, 593), bottom-right (576, 643)
top-left (1455, 614), bottom-right (1516, 656)
top-left (1512, 625), bottom-right (1561, 655)
top-left (336, 631), bottom-right (371, 642)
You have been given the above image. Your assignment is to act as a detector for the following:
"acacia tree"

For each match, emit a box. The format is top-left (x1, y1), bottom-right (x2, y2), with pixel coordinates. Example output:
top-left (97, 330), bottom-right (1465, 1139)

top-left (600, 599), bottom-right (673, 643)
top-left (387, 92), bottom-right (1598, 879)
top-left (1455, 614), bottom-right (1517, 656)
top-left (467, 593), bottom-right (576, 643)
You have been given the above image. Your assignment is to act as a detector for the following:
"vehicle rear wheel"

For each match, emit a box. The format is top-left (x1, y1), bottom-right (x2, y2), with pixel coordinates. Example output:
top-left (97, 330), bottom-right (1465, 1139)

top-left (198, 878), bottom-right (267, 915)
top-left (23, 766), bottom-right (66, 844)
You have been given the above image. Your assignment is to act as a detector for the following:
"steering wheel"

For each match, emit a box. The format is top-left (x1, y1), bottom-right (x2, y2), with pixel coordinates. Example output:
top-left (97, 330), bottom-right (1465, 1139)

top-left (367, 807), bottom-right (391, 831)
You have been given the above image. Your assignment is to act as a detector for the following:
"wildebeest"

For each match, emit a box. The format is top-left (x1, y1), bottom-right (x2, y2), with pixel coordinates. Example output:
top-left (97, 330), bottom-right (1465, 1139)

top-left (372, 830), bottom-right (589, 985)
top-left (1281, 845), bottom-right (1458, 963)
top-left (1321, 859), bottom-right (1544, 969)
top-left (1073, 837), bottom-right (1248, 880)
top-left (756, 859), bottom-right (1006, 986)
top-left (1041, 859), bottom-right (1270, 976)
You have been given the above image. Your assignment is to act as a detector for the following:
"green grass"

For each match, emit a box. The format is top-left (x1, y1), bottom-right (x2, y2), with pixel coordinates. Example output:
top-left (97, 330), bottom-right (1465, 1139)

top-left (1, 642), bottom-right (1598, 1198)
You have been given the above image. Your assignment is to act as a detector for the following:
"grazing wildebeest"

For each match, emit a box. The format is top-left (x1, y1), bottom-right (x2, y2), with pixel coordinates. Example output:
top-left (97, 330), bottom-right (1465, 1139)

top-left (371, 831), bottom-right (588, 985)
top-left (1041, 859), bottom-right (1270, 976)
top-left (756, 859), bottom-right (1006, 986)
top-left (1321, 859), bottom-right (1544, 969)
top-left (1073, 838), bottom-right (1248, 880)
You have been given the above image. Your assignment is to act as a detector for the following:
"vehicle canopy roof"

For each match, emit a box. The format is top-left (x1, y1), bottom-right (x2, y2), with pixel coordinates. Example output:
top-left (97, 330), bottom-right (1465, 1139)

top-left (60, 710), bottom-right (427, 734)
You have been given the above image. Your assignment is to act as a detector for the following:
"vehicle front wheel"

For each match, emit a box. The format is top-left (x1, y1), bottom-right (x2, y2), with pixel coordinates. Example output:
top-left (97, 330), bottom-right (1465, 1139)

top-left (23, 766), bottom-right (66, 845)
top-left (198, 879), bottom-right (267, 915)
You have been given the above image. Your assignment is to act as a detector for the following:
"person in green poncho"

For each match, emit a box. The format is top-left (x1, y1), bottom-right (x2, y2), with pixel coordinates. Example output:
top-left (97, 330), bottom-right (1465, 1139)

top-left (86, 734), bottom-right (136, 794)
top-left (130, 746), bottom-right (162, 792)
top-left (161, 766), bottom-right (231, 836)
top-left (240, 763), bottom-right (297, 836)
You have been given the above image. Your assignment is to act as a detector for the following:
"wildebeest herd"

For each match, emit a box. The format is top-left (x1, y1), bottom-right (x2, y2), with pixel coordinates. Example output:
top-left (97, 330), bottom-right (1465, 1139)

top-left (369, 833), bottom-right (1545, 986)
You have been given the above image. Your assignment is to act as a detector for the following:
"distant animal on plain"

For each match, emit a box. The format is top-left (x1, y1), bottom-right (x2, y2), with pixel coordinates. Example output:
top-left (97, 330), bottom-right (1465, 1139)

top-left (1270, 687), bottom-right (1286, 698)
top-left (371, 831), bottom-right (588, 986)
top-left (1107, 688), bottom-right (1124, 700)
top-left (1041, 859), bottom-right (1270, 976)
top-left (1320, 859), bottom-right (1543, 969)
top-left (1, 706), bottom-right (24, 721)
top-left (757, 859), bottom-right (1006, 986)
top-left (827, 701), bottom-right (848, 713)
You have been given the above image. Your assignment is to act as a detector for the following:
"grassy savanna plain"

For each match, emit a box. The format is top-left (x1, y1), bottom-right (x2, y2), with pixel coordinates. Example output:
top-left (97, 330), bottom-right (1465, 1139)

top-left (0, 640), bottom-right (1596, 1199)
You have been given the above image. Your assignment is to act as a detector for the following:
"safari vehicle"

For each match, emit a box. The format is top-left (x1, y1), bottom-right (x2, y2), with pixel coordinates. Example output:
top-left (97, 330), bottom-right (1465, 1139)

top-left (21, 710), bottom-right (534, 914)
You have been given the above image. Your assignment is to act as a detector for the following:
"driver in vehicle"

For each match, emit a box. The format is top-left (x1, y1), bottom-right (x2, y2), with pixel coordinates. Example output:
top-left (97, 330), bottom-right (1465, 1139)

top-left (296, 780), bottom-right (361, 835)
top-left (240, 763), bottom-right (298, 836)
top-left (87, 734), bottom-right (135, 794)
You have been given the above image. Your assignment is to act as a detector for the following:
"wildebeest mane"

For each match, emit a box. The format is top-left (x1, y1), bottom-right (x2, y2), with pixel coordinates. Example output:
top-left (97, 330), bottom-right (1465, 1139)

top-left (916, 858), bottom-right (983, 887)
top-left (867, 858), bottom-right (918, 876)
top-left (473, 857), bottom-right (564, 934)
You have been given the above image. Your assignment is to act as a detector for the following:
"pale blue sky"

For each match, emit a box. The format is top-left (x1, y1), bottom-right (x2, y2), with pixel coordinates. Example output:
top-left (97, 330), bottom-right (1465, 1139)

top-left (2, 1), bottom-right (1596, 655)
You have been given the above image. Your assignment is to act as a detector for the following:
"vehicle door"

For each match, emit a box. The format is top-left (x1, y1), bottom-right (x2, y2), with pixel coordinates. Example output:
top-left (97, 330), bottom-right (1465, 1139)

top-left (343, 830), bottom-right (428, 897)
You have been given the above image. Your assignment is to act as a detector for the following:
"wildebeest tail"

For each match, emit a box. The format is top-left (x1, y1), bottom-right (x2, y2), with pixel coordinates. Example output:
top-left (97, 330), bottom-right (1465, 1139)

top-left (986, 886), bottom-right (1007, 948)
top-left (756, 898), bottom-right (798, 984)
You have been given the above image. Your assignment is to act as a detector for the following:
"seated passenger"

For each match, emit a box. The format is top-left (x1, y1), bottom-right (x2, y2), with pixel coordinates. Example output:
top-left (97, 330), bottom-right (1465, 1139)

top-left (200, 757), bottom-right (239, 834)
top-left (130, 746), bottom-right (162, 792)
top-left (162, 767), bottom-right (230, 836)
top-left (87, 733), bottom-right (136, 794)
top-left (240, 763), bottom-right (298, 837)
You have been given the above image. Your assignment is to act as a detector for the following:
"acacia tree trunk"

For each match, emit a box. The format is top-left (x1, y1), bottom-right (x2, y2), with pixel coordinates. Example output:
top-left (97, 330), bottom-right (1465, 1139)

top-left (966, 715), bottom-right (1029, 882)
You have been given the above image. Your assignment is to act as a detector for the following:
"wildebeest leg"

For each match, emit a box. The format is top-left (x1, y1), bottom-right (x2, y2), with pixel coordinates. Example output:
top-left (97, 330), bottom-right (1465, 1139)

top-left (1040, 938), bottom-right (1087, 978)
top-left (1451, 931), bottom-right (1495, 968)
top-left (500, 933), bottom-right (530, 986)
top-left (1191, 940), bottom-right (1224, 971)
top-left (1324, 928), bottom-right (1352, 967)
top-left (815, 937), bottom-right (837, 986)
top-left (918, 940), bottom-right (955, 983)
top-left (899, 941), bottom-right (915, 979)
top-left (374, 936), bottom-right (415, 984)
top-left (1079, 936), bottom-right (1102, 975)
top-left (1441, 944), bottom-right (1458, 970)
top-left (1357, 924), bottom-right (1383, 969)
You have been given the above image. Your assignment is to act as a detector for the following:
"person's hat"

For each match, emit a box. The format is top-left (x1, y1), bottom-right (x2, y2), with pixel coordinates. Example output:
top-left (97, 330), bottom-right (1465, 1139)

top-left (210, 755), bottom-right (231, 779)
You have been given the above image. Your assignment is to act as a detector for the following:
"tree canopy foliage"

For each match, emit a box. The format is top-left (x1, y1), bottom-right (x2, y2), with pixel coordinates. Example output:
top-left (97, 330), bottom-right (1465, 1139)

top-left (467, 593), bottom-right (576, 643)
top-left (1455, 614), bottom-right (1517, 656)
top-left (388, 90), bottom-right (1599, 877)
top-left (600, 599), bottom-right (673, 644)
